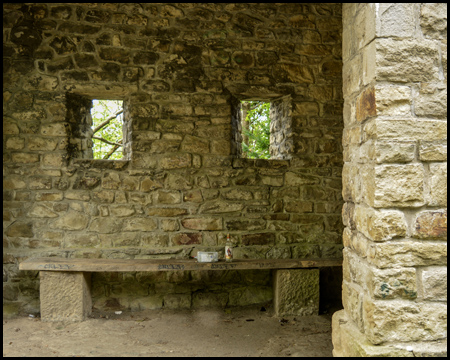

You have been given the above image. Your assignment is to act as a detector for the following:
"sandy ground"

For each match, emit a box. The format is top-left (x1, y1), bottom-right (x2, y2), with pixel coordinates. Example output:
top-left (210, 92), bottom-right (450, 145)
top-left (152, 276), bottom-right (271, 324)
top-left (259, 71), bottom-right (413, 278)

top-left (3, 305), bottom-right (336, 357)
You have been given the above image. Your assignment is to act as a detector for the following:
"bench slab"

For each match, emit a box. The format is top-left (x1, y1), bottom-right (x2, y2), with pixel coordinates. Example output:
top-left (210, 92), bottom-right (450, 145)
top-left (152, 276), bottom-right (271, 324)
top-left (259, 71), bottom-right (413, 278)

top-left (20, 257), bottom-right (342, 322)
top-left (20, 257), bottom-right (342, 272)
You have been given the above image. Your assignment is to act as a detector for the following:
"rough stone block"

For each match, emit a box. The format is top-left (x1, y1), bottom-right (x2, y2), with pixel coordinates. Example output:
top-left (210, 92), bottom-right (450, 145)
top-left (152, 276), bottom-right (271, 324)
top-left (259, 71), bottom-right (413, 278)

top-left (181, 217), bottom-right (222, 230)
top-left (356, 86), bottom-right (376, 123)
top-left (5, 221), bottom-right (34, 238)
top-left (342, 163), bottom-right (359, 202)
top-left (420, 3), bottom-right (448, 40)
top-left (332, 309), bottom-right (417, 357)
top-left (375, 85), bottom-right (412, 116)
top-left (376, 119), bottom-right (447, 143)
top-left (40, 271), bottom-right (92, 322)
top-left (368, 267), bottom-right (417, 300)
top-left (377, 4), bottom-right (416, 38)
top-left (414, 83), bottom-right (447, 118)
top-left (122, 217), bottom-right (157, 232)
top-left (273, 269), bottom-right (319, 316)
top-left (367, 240), bottom-right (447, 268)
top-left (421, 267), bottom-right (447, 301)
top-left (428, 163), bottom-right (447, 206)
top-left (163, 293), bottom-right (192, 309)
top-left (376, 38), bottom-right (440, 83)
top-left (375, 141), bottom-right (415, 163)
top-left (363, 298), bottom-right (447, 344)
top-left (414, 210), bottom-right (447, 239)
top-left (354, 206), bottom-right (407, 241)
top-left (373, 164), bottom-right (424, 207)
top-left (419, 140), bottom-right (447, 161)
top-left (341, 280), bottom-right (364, 332)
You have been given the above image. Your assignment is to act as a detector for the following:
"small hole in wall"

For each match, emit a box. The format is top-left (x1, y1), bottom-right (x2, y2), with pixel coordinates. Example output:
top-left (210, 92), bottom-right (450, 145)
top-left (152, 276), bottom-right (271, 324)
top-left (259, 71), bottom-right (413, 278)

top-left (241, 100), bottom-right (271, 159)
top-left (90, 100), bottom-right (124, 160)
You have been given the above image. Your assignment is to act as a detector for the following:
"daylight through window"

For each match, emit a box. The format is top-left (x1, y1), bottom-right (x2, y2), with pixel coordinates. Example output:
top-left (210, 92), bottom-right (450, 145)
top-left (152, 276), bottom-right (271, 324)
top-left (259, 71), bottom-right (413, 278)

top-left (241, 101), bottom-right (271, 159)
top-left (90, 100), bottom-right (124, 160)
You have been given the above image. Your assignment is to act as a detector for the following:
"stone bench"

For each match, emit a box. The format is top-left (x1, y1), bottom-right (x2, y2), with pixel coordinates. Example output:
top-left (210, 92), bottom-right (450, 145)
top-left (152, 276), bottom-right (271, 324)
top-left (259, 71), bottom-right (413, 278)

top-left (19, 257), bottom-right (342, 322)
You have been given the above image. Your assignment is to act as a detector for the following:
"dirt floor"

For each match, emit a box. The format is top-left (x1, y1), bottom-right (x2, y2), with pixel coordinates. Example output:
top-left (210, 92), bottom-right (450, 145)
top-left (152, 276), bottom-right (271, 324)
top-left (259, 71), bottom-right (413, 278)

top-left (3, 305), bottom-right (337, 357)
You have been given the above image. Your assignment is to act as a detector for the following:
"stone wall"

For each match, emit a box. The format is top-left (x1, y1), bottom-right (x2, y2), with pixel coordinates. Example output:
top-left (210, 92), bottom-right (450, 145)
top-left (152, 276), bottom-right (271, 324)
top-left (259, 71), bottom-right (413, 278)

top-left (333, 4), bottom-right (447, 356)
top-left (3, 3), bottom-right (344, 314)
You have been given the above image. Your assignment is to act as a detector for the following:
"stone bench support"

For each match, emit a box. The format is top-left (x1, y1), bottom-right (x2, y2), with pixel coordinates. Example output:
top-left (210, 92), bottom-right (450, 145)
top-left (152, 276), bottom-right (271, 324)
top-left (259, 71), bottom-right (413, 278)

top-left (20, 258), bottom-right (340, 322)
top-left (40, 271), bottom-right (92, 322)
top-left (274, 269), bottom-right (320, 316)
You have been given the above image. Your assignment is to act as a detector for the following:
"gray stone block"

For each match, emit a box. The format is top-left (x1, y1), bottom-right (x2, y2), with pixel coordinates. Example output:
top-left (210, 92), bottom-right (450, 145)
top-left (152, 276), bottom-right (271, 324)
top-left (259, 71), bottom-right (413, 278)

top-left (40, 271), bottom-right (92, 322)
top-left (273, 268), bottom-right (319, 316)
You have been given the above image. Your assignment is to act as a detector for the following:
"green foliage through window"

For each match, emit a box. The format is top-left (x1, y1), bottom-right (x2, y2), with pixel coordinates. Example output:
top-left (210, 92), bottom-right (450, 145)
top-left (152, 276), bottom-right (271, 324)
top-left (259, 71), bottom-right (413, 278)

top-left (91, 100), bottom-right (124, 160)
top-left (241, 101), bottom-right (271, 159)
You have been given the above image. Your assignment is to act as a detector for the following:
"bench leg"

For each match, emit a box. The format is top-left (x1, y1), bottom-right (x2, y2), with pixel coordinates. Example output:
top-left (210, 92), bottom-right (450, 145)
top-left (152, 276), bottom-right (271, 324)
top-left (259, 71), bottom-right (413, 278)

top-left (273, 269), bottom-right (319, 317)
top-left (39, 271), bottom-right (92, 322)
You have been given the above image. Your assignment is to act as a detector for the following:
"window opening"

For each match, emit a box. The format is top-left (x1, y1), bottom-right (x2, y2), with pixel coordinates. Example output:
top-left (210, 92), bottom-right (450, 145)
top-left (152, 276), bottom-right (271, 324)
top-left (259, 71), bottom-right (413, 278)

top-left (90, 100), bottom-right (124, 160)
top-left (241, 100), bottom-right (271, 159)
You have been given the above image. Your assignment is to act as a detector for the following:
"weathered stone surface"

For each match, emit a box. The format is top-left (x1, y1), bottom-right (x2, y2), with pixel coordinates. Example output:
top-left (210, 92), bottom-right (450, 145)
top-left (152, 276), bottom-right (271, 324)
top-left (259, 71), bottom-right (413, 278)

top-left (6, 221), bottom-right (34, 238)
top-left (228, 286), bottom-right (273, 307)
top-left (50, 211), bottom-right (89, 231)
top-left (40, 271), bottom-right (91, 322)
top-left (378, 4), bottom-right (416, 38)
top-left (420, 3), bottom-right (447, 40)
top-left (421, 267), bottom-right (447, 301)
top-left (73, 175), bottom-right (101, 190)
top-left (140, 178), bottom-right (163, 192)
top-left (163, 293), bottom-right (191, 309)
top-left (368, 267), bottom-right (417, 300)
top-left (225, 219), bottom-right (266, 231)
top-left (180, 135), bottom-right (209, 154)
top-left (89, 217), bottom-right (122, 233)
top-left (332, 310), bottom-right (415, 357)
top-left (356, 86), bottom-right (376, 122)
top-left (101, 173), bottom-right (120, 190)
top-left (171, 233), bottom-right (202, 246)
top-left (373, 164), bottom-right (424, 207)
top-left (242, 233), bottom-right (276, 246)
top-left (342, 163), bottom-right (359, 202)
top-left (414, 83), bottom-right (447, 118)
top-left (221, 188), bottom-right (253, 201)
top-left (428, 163), bottom-right (447, 206)
top-left (192, 292), bottom-right (228, 308)
top-left (199, 201), bottom-right (244, 214)
top-left (376, 39), bottom-right (440, 82)
top-left (372, 119), bottom-right (447, 142)
top-left (414, 210), bottom-right (447, 239)
top-left (28, 204), bottom-right (58, 218)
top-left (367, 240), bottom-right (447, 268)
top-left (419, 140), bottom-right (447, 161)
top-left (146, 207), bottom-right (187, 217)
top-left (363, 299), bottom-right (447, 344)
top-left (155, 190), bottom-right (181, 204)
top-left (181, 217), bottom-right (222, 231)
top-left (274, 269), bottom-right (319, 316)
top-left (375, 141), bottom-right (415, 163)
top-left (354, 206), bottom-right (407, 241)
top-left (159, 154), bottom-right (191, 169)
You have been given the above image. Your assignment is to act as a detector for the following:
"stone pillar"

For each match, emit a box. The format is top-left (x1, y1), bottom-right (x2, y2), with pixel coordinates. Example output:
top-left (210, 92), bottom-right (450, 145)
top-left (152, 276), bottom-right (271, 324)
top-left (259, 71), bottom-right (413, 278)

top-left (40, 271), bottom-right (92, 322)
top-left (334, 4), bottom-right (447, 357)
top-left (273, 269), bottom-right (319, 316)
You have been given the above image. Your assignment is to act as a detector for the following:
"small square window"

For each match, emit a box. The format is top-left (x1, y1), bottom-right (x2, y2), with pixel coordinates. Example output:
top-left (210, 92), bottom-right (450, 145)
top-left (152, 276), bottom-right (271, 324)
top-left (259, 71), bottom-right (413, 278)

top-left (241, 101), bottom-right (271, 159)
top-left (91, 100), bottom-right (124, 160)
top-left (231, 95), bottom-right (292, 160)
top-left (65, 94), bottom-right (130, 161)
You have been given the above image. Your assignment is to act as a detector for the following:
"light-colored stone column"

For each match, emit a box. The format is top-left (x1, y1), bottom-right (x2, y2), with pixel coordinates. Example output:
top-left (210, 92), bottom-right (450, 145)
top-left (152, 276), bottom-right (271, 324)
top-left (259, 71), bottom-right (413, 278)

top-left (273, 269), bottom-right (319, 316)
top-left (335, 3), bottom-right (447, 357)
top-left (40, 271), bottom-right (92, 322)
